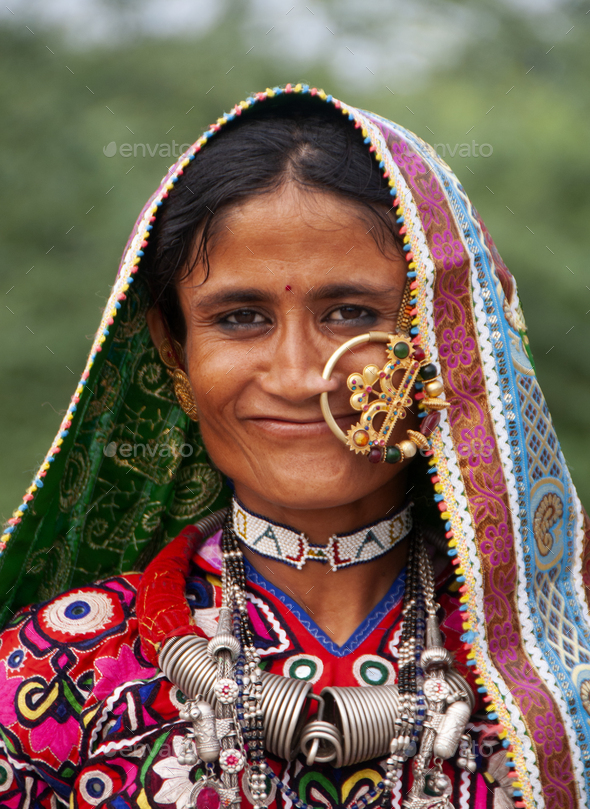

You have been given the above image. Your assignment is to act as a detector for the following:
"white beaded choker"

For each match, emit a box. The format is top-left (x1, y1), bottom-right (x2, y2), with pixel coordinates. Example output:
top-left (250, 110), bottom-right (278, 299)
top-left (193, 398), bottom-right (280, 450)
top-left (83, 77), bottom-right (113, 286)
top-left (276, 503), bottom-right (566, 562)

top-left (231, 498), bottom-right (413, 571)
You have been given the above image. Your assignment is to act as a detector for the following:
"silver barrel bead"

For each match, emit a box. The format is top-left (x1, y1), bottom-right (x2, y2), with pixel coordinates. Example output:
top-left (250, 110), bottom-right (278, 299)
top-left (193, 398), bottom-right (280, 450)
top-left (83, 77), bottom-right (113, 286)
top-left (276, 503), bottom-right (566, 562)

top-left (432, 699), bottom-right (472, 760)
top-left (192, 699), bottom-right (221, 762)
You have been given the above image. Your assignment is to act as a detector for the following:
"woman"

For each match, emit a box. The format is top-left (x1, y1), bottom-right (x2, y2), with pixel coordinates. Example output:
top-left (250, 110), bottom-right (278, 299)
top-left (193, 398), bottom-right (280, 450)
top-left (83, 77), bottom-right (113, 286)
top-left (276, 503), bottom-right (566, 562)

top-left (0, 84), bottom-right (587, 809)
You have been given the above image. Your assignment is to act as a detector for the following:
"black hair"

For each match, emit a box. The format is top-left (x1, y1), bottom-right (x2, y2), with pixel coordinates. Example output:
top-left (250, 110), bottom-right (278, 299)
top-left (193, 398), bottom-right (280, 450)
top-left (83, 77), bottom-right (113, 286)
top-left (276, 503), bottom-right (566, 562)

top-left (142, 95), bottom-right (403, 342)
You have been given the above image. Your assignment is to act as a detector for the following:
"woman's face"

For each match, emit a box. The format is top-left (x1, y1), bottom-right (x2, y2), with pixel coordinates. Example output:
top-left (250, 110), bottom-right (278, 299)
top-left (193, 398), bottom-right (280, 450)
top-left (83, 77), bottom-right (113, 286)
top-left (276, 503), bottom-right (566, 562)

top-left (173, 184), bottom-right (415, 514)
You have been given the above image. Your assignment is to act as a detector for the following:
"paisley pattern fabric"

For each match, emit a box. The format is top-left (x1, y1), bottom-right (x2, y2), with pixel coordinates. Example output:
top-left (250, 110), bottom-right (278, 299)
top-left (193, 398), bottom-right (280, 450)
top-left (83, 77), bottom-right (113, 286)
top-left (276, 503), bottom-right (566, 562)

top-left (0, 532), bottom-right (507, 809)
top-left (0, 85), bottom-right (588, 807)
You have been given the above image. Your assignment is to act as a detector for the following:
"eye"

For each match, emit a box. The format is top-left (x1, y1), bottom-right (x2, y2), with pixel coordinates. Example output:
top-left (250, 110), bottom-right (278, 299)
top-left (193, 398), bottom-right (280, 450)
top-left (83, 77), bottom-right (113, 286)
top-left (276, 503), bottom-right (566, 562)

top-left (326, 305), bottom-right (375, 322)
top-left (223, 309), bottom-right (267, 325)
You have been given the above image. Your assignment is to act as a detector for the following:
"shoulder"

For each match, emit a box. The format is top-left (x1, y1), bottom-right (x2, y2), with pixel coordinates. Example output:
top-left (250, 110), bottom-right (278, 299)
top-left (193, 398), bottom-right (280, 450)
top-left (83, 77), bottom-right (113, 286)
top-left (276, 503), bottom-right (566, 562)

top-left (0, 574), bottom-right (160, 798)
top-left (0, 573), bottom-right (158, 747)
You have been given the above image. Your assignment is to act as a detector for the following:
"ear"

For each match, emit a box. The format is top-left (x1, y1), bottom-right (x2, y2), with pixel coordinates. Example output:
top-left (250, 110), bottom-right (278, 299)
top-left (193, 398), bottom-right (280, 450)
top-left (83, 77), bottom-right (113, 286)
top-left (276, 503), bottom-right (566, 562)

top-left (146, 307), bottom-right (168, 350)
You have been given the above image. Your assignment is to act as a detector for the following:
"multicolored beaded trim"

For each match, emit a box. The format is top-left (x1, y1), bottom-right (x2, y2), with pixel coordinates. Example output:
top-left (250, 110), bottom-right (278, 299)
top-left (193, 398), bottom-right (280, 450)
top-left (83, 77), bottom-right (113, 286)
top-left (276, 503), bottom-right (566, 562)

top-left (232, 497), bottom-right (413, 571)
top-left (383, 137), bottom-right (531, 806)
top-left (0, 82), bottom-right (530, 807)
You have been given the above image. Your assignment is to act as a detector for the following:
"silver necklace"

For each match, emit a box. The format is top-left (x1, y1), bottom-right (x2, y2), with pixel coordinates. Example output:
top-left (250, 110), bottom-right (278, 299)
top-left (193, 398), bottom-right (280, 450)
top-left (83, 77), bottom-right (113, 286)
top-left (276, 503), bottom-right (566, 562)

top-left (158, 512), bottom-right (476, 809)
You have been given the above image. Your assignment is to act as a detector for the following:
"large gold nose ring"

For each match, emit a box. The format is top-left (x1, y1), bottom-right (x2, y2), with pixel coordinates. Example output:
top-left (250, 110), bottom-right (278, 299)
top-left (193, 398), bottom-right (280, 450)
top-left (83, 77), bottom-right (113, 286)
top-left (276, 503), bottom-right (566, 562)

top-left (320, 331), bottom-right (448, 464)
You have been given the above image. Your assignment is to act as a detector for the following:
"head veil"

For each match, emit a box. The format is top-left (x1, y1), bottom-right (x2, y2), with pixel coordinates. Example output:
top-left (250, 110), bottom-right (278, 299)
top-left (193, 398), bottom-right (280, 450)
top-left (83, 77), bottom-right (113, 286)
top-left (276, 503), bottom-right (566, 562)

top-left (1, 84), bottom-right (589, 807)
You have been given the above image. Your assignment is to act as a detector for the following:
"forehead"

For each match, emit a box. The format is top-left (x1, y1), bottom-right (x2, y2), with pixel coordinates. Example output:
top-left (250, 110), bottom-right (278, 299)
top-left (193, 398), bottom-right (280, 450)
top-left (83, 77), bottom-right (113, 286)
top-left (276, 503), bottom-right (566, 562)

top-left (180, 185), bottom-right (403, 293)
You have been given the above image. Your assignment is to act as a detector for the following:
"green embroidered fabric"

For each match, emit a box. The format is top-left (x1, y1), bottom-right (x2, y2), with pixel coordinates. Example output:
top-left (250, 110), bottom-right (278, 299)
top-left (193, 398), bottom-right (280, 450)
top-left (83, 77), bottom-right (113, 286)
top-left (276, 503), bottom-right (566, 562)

top-left (0, 276), bottom-right (229, 623)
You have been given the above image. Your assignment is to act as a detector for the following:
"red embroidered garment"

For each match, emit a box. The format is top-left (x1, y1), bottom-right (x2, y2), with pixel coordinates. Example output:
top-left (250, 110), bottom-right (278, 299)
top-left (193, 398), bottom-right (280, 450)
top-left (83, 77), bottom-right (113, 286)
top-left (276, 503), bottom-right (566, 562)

top-left (0, 530), bottom-right (510, 809)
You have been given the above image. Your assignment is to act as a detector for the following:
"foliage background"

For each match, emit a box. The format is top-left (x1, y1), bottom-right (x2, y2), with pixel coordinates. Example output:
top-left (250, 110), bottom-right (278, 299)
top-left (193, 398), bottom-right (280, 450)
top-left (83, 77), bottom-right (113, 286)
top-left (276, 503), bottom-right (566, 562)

top-left (0, 0), bottom-right (589, 519)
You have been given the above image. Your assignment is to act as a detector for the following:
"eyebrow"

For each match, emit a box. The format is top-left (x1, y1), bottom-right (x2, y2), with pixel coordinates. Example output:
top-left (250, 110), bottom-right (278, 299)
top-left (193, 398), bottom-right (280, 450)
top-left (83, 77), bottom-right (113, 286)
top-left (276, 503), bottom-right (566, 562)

top-left (307, 282), bottom-right (404, 301)
top-left (192, 288), bottom-right (278, 309)
top-left (192, 282), bottom-right (403, 309)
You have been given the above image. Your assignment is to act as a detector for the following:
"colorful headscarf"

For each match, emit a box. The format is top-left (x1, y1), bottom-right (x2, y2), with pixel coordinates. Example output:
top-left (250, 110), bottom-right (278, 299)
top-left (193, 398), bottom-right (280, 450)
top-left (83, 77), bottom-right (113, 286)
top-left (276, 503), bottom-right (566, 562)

top-left (0, 84), bottom-right (588, 808)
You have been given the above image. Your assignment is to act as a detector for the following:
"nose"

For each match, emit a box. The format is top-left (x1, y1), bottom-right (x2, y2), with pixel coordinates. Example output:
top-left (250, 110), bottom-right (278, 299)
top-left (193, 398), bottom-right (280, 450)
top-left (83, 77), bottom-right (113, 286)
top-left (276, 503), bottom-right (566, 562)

top-left (258, 327), bottom-right (339, 404)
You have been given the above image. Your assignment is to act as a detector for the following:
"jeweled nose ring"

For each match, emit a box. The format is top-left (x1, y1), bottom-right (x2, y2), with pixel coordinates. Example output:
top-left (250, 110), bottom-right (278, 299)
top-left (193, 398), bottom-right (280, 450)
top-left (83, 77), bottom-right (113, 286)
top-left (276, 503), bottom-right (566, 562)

top-left (320, 330), bottom-right (448, 463)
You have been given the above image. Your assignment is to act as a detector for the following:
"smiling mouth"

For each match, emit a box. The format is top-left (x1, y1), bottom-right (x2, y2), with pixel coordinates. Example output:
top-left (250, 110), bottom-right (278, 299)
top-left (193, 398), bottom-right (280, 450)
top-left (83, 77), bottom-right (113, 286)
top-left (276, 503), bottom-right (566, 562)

top-left (247, 413), bottom-right (356, 437)
top-left (249, 413), bottom-right (355, 424)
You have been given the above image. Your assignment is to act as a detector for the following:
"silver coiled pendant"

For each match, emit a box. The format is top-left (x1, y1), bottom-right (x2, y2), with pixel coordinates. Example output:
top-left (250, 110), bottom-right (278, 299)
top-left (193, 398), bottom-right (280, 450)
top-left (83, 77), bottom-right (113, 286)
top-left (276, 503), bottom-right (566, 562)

top-left (161, 635), bottom-right (409, 768)
top-left (319, 684), bottom-right (401, 766)
top-left (160, 635), bottom-right (312, 761)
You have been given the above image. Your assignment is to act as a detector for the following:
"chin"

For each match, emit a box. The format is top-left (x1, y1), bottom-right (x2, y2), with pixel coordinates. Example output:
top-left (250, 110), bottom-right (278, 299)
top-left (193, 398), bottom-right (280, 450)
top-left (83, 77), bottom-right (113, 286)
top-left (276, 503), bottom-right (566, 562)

top-left (255, 483), bottom-right (363, 512)
top-left (235, 453), bottom-right (394, 512)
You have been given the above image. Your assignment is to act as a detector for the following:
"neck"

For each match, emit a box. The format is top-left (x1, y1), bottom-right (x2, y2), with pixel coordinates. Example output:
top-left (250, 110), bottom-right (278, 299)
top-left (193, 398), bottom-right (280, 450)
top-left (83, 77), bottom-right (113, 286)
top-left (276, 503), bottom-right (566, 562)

top-left (241, 538), bottom-right (408, 646)
top-left (233, 476), bottom-right (409, 646)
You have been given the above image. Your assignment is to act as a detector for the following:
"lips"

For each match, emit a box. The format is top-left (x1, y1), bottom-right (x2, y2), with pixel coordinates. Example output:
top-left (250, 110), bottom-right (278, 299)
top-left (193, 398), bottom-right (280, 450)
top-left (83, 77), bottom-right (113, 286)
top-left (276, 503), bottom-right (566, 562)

top-left (245, 413), bottom-right (357, 438)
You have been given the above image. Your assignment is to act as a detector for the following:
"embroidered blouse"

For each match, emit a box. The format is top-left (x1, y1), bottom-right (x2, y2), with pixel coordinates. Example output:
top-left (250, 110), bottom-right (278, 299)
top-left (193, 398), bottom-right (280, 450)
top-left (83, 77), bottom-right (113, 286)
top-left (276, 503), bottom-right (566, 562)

top-left (0, 531), bottom-right (511, 809)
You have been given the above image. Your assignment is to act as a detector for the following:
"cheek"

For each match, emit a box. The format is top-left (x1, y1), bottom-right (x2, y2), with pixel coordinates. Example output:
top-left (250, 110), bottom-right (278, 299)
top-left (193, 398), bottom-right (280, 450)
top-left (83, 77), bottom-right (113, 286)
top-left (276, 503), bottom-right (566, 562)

top-left (186, 343), bottom-right (249, 459)
top-left (183, 332), bottom-right (421, 504)
top-left (189, 346), bottom-right (235, 410)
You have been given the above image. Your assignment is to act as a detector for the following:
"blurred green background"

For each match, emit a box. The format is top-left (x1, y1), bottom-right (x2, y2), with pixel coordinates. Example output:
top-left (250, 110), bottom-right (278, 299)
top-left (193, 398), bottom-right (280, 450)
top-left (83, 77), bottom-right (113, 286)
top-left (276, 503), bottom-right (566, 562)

top-left (0, 0), bottom-right (589, 519)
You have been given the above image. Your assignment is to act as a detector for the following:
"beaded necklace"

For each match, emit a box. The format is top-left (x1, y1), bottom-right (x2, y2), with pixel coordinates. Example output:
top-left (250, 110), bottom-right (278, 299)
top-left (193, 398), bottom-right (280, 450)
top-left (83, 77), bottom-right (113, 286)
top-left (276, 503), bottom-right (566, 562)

top-left (232, 498), bottom-right (413, 571)
top-left (156, 511), bottom-right (476, 809)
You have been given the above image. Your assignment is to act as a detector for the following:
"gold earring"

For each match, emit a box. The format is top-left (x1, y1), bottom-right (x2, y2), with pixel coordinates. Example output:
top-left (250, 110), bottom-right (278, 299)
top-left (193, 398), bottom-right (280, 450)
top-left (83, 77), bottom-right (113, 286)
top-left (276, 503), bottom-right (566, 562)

top-left (158, 338), bottom-right (199, 422)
